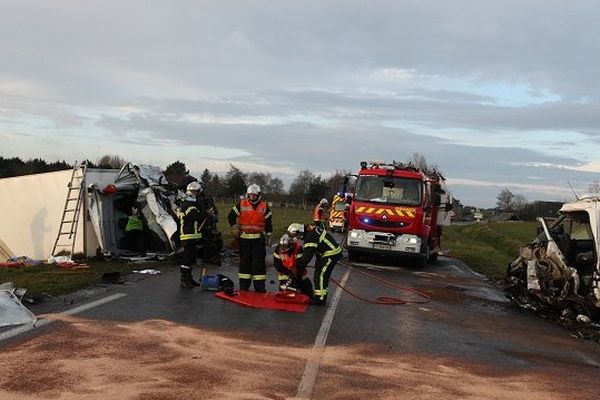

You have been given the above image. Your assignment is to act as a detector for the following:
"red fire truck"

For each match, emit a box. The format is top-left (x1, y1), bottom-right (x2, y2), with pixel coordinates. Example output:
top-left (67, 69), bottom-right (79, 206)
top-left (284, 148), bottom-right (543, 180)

top-left (344, 161), bottom-right (453, 267)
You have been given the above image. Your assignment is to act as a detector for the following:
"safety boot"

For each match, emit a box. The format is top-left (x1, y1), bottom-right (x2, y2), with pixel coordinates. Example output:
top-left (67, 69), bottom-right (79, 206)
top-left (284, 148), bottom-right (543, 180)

top-left (180, 267), bottom-right (195, 289)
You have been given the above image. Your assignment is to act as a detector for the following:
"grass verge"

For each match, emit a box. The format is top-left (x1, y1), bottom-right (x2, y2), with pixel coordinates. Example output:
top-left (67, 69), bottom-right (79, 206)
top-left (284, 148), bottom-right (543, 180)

top-left (442, 221), bottom-right (539, 280)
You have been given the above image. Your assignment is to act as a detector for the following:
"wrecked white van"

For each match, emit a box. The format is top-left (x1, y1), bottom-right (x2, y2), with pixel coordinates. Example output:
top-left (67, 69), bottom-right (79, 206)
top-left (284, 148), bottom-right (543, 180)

top-left (88, 164), bottom-right (179, 257)
top-left (507, 195), bottom-right (600, 320)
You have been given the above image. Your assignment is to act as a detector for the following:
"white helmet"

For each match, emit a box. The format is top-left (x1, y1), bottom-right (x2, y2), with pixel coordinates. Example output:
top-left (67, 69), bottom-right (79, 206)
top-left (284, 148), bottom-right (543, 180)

top-left (186, 181), bottom-right (202, 195)
top-left (247, 184), bottom-right (261, 195)
top-left (287, 223), bottom-right (305, 238)
top-left (319, 198), bottom-right (329, 206)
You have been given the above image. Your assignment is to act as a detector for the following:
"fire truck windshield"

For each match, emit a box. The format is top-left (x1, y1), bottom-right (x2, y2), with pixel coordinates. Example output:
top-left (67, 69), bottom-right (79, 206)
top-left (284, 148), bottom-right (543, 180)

top-left (354, 176), bottom-right (421, 206)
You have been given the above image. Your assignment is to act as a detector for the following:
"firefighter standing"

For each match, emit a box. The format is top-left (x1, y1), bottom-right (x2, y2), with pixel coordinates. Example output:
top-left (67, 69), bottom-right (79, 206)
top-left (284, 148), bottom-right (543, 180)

top-left (228, 184), bottom-right (273, 292)
top-left (273, 234), bottom-right (313, 297)
top-left (287, 223), bottom-right (342, 305)
top-left (313, 198), bottom-right (329, 230)
top-left (179, 182), bottom-right (208, 289)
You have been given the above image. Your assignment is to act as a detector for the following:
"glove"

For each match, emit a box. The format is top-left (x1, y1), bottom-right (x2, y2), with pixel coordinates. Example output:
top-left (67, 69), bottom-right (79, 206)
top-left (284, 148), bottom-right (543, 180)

top-left (280, 278), bottom-right (298, 292)
top-left (265, 233), bottom-right (273, 247)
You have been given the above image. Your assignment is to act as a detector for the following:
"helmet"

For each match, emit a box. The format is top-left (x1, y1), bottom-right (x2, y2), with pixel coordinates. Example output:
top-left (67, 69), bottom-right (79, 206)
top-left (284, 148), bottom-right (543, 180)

top-left (287, 223), bottom-right (305, 239)
top-left (319, 198), bottom-right (329, 206)
top-left (186, 181), bottom-right (202, 195)
top-left (278, 234), bottom-right (296, 251)
top-left (247, 184), bottom-right (261, 195)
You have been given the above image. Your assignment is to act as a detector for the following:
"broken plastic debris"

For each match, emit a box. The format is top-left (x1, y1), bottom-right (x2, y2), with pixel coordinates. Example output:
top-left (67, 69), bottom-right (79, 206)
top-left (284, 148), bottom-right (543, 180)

top-left (576, 314), bottom-right (591, 324)
top-left (0, 283), bottom-right (36, 327)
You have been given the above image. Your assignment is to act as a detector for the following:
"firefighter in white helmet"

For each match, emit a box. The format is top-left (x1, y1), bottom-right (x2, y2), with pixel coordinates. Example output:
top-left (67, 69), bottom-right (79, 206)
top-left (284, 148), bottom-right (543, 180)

top-left (179, 181), bottom-right (208, 288)
top-left (287, 222), bottom-right (342, 305)
top-left (313, 198), bottom-right (329, 230)
top-left (228, 184), bottom-right (273, 292)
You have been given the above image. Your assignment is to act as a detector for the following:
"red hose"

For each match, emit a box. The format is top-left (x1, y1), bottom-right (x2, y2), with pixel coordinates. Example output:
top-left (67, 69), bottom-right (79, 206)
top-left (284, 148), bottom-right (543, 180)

top-left (330, 260), bottom-right (431, 305)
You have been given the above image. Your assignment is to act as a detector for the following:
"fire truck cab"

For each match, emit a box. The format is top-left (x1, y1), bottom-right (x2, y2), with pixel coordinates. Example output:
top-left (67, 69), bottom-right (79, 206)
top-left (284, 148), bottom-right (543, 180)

top-left (345, 161), bottom-right (452, 267)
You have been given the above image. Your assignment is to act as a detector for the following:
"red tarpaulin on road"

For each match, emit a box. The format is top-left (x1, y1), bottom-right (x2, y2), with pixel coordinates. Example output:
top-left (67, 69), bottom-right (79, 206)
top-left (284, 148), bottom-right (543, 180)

top-left (215, 290), bottom-right (310, 313)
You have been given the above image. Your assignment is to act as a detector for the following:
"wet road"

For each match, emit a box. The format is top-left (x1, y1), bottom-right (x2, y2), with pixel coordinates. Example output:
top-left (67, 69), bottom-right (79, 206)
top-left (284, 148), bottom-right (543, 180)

top-left (1, 251), bottom-right (600, 399)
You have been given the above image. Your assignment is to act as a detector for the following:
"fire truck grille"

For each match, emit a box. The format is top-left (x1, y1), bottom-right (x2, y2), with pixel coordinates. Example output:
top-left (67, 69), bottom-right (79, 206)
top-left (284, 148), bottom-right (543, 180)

top-left (366, 220), bottom-right (407, 228)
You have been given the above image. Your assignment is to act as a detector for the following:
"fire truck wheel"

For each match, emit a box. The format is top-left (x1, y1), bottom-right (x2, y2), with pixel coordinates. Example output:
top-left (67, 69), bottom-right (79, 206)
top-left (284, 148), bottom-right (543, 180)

top-left (347, 250), bottom-right (359, 262)
top-left (428, 252), bottom-right (438, 262)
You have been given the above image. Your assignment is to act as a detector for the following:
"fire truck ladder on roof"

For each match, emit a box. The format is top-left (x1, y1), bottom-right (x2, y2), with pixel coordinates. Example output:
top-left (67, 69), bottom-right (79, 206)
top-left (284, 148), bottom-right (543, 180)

top-left (51, 161), bottom-right (88, 258)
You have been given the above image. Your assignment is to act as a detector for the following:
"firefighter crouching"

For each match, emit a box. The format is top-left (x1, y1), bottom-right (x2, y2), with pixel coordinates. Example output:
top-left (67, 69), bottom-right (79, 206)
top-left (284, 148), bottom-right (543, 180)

top-left (228, 184), bottom-right (273, 292)
top-left (313, 198), bottom-right (329, 230)
top-left (287, 223), bottom-right (342, 305)
top-left (273, 234), bottom-right (314, 297)
top-left (179, 182), bottom-right (208, 288)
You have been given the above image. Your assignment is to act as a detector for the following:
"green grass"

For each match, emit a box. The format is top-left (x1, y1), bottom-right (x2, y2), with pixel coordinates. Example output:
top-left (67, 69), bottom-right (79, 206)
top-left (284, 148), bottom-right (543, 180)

top-left (442, 221), bottom-right (539, 280)
top-left (0, 260), bottom-right (154, 299)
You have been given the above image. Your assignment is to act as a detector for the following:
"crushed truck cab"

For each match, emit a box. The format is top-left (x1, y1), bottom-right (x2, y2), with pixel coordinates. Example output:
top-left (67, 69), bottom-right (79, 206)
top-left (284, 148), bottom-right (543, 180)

top-left (507, 195), bottom-right (600, 320)
top-left (345, 161), bottom-right (452, 267)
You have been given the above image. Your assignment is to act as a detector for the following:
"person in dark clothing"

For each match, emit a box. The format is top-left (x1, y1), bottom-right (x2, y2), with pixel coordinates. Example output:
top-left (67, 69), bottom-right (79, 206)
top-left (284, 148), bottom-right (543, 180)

top-left (287, 223), bottom-right (342, 305)
top-left (179, 182), bottom-right (208, 289)
top-left (228, 184), bottom-right (273, 292)
top-left (273, 234), bottom-right (313, 297)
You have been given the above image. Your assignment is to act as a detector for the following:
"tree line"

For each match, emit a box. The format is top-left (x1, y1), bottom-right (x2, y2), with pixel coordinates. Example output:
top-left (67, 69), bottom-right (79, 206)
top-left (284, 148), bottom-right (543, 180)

top-left (2, 152), bottom-right (440, 205)
top-left (164, 161), bottom-right (349, 204)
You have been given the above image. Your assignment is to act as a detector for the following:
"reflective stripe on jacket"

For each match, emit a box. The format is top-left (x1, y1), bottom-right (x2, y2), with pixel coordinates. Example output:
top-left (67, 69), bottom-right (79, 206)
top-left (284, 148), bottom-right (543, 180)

top-left (179, 204), bottom-right (203, 241)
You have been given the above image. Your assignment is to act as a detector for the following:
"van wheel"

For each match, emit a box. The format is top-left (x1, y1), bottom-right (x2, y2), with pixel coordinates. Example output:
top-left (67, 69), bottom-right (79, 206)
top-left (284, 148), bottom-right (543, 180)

top-left (428, 252), bottom-right (438, 262)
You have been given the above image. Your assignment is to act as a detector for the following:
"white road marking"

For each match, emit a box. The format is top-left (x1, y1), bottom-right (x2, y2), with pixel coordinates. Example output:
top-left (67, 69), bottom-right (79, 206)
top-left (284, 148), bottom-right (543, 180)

top-left (295, 268), bottom-right (352, 400)
top-left (0, 293), bottom-right (127, 343)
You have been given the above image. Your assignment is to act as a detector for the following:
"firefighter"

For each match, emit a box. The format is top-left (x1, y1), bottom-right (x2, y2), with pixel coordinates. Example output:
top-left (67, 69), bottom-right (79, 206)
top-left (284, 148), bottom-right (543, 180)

top-left (124, 206), bottom-right (146, 256)
top-left (273, 234), bottom-right (313, 297)
top-left (228, 184), bottom-right (273, 292)
top-left (179, 182), bottom-right (208, 289)
top-left (287, 223), bottom-right (342, 305)
top-left (197, 185), bottom-right (223, 266)
top-left (313, 198), bottom-right (329, 229)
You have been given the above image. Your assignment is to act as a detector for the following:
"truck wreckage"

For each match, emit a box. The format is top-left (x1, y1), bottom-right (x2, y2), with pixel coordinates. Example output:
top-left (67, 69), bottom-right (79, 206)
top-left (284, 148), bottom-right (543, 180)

top-left (507, 195), bottom-right (600, 322)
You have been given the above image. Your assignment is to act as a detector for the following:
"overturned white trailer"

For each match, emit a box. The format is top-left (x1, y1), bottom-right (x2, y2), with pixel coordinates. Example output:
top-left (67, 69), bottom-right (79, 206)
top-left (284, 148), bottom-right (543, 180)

top-left (0, 164), bottom-right (179, 260)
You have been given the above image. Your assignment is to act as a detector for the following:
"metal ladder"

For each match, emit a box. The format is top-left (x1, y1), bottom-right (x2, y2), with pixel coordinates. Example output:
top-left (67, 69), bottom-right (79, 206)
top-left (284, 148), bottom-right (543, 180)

top-left (51, 161), bottom-right (88, 257)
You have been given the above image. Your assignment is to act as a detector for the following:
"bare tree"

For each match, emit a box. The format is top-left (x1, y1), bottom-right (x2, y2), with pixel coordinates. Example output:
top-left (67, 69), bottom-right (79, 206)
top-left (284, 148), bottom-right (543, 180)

top-left (589, 180), bottom-right (600, 193)
top-left (496, 188), bottom-right (515, 211)
top-left (289, 170), bottom-right (315, 202)
top-left (97, 154), bottom-right (127, 169)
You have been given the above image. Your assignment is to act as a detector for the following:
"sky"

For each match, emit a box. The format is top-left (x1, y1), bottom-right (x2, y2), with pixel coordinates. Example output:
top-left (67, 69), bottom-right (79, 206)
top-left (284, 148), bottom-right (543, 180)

top-left (2, 0), bottom-right (600, 207)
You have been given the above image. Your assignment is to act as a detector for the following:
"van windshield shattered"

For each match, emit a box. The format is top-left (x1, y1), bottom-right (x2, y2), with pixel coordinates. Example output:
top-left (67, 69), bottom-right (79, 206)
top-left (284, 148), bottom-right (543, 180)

top-left (354, 176), bottom-right (421, 206)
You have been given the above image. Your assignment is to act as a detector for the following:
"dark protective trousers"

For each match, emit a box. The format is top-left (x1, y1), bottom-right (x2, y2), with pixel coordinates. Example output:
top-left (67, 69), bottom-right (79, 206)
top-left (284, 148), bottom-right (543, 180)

top-left (313, 253), bottom-right (342, 300)
top-left (181, 240), bottom-right (199, 267)
top-left (238, 236), bottom-right (267, 291)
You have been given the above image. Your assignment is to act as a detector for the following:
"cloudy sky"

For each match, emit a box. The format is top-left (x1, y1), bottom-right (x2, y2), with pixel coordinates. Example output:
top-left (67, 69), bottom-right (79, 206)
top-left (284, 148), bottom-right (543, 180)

top-left (2, 0), bottom-right (600, 207)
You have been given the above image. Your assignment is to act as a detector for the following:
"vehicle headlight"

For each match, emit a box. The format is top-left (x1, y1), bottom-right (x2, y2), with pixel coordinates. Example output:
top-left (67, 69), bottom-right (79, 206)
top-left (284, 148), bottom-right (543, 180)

top-left (404, 237), bottom-right (418, 244)
top-left (350, 231), bottom-right (362, 238)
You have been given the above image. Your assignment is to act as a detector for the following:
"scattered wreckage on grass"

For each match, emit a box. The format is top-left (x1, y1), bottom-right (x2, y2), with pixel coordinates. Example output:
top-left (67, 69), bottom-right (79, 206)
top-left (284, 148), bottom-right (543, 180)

top-left (507, 195), bottom-right (600, 323)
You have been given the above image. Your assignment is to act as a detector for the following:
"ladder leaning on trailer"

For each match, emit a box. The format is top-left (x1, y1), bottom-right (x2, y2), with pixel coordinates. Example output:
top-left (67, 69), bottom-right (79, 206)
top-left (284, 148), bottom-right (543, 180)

top-left (51, 161), bottom-right (88, 258)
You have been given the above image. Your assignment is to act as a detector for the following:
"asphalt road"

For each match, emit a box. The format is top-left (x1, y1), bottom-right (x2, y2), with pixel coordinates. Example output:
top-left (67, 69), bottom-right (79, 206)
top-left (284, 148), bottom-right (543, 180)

top-left (1, 249), bottom-right (600, 400)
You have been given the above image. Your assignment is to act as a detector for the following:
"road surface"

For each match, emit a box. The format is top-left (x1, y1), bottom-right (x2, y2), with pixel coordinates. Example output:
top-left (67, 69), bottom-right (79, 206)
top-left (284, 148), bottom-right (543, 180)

top-left (1, 252), bottom-right (599, 399)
